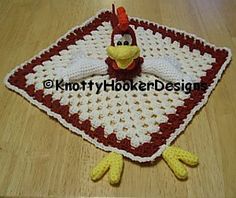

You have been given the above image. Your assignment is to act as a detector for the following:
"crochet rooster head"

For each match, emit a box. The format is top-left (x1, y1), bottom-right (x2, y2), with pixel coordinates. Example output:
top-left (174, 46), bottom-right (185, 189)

top-left (106, 5), bottom-right (144, 81)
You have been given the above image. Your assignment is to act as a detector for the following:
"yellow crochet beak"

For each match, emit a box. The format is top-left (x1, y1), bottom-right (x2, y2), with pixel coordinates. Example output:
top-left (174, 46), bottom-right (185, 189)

top-left (107, 45), bottom-right (140, 69)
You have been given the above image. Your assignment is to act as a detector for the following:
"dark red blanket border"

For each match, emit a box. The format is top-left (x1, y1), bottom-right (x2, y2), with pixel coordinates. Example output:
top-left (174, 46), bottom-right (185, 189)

top-left (7, 11), bottom-right (229, 159)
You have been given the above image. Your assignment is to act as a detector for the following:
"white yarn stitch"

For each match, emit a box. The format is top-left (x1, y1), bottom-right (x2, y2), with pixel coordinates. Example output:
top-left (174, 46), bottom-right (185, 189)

top-left (55, 51), bottom-right (108, 82)
top-left (142, 57), bottom-right (196, 82)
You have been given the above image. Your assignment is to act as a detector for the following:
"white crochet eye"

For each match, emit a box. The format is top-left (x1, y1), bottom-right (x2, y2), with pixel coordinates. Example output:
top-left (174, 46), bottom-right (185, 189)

top-left (114, 34), bottom-right (123, 46)
top-left (123, 34), bottom-right (132, 45)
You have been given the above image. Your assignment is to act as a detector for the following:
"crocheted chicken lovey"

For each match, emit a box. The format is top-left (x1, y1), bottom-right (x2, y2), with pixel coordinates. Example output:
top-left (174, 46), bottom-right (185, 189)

top-left (56, 5), bottom-right (194, 83)
top-left (4, 5), bottom-right (231, 185)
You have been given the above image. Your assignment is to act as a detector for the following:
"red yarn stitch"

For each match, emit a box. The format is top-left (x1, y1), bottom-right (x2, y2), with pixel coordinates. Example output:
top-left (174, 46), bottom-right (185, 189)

top-left (25, 85), bottom-right (35, 96)
top-left (60, 105), bottom-right (70, 121)
top-left (51, 100), bottom-right (61, 114)
top-left (42, 94), bottom-right (53, 108)
top-left (69, 114), bottom-right (79, 128)
top-left (34, 90), bottom-right (44, 102)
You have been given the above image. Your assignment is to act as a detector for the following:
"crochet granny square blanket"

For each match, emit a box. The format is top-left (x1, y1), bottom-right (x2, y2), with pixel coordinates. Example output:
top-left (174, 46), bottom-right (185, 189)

top-left (4, 9), bottom-right (231, 164)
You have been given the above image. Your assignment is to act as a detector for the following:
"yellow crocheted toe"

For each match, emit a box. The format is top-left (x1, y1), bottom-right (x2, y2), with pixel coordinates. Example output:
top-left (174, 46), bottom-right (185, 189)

top-left (90, 152), bottom-right (123, 185)
top-left (162, 146), bottom-right (199, 180)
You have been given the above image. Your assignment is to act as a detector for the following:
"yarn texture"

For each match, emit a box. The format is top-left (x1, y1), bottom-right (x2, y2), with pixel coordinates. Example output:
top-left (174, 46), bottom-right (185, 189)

top-left (4, 9), bottom-right (231, 163)
top-left (163, 146), bottom-right (199, 179)
top-left (90, 152), bottom-right (123, 185)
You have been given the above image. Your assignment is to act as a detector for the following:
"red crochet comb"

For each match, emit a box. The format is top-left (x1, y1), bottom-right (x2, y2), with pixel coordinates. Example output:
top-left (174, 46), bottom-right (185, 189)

top-left (111, 4), bottom-right (118, 29)
top-left (117, 7), bottom-right (129, 31)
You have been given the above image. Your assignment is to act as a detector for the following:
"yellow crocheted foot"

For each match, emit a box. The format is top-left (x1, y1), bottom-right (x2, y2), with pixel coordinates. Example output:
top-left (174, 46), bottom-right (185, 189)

top-left (162, 146), bottom-right (199, 180)
top-left (90, 152), bottom-right (123, 185)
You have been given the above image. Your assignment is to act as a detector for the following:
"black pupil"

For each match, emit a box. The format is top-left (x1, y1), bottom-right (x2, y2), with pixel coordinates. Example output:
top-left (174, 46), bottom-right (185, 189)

top-left (124, 41), bottom-right (129, 45)
top-left (117, 41), bottom-right (122, 45)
